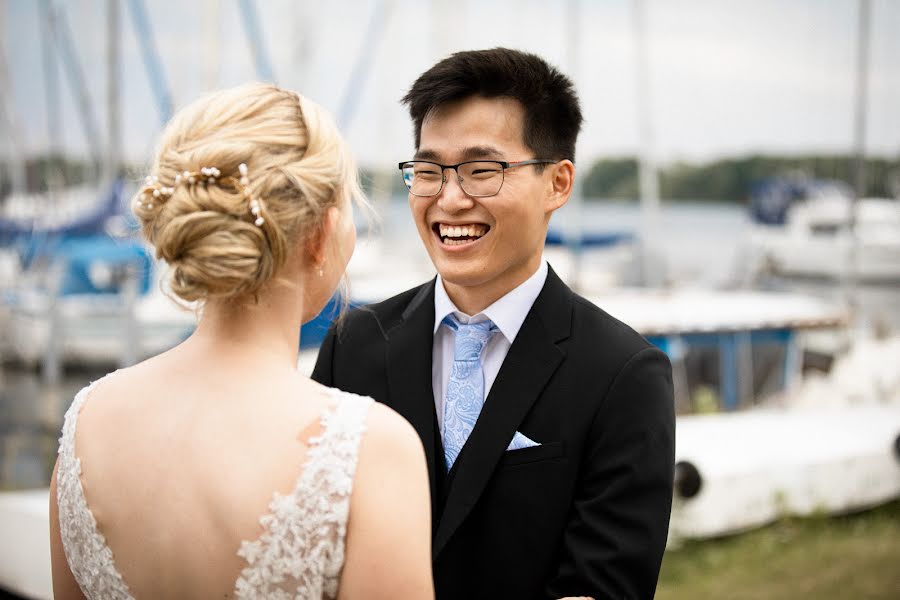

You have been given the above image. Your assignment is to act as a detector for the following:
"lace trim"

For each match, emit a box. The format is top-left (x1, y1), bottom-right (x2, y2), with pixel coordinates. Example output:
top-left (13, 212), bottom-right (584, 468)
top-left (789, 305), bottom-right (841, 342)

top-left (56, 371), bottom-right (135, 600)
top-left (234, 390), bottom-right (372, 599)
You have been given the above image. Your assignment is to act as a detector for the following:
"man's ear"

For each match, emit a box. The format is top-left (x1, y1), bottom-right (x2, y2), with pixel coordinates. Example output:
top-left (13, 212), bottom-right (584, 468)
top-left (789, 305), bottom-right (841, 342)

top-left (306, 205), bottom-right (341, 268)
top-left (545, 159), bottom-right (575, 214)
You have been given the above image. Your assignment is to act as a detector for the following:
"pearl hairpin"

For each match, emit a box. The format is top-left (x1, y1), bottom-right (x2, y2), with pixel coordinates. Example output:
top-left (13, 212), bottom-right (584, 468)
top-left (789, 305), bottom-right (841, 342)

top-left (249, 198), bottom-right (265, 227)
top-left (138, 162), bottom-right (265, 228)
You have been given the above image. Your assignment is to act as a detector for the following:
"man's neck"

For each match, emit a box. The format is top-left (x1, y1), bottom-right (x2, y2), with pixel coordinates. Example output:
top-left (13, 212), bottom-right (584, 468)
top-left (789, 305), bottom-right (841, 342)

top-left (441, 260), bottom-right (542, 316)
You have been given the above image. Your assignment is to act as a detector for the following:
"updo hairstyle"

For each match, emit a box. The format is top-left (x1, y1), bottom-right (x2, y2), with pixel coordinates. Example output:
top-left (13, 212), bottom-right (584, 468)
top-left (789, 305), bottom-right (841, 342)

top-left (133, 83), bottom-right (361, 304)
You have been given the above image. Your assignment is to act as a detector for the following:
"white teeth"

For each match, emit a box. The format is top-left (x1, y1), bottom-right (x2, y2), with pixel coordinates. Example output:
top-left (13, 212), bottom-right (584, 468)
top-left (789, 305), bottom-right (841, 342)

top-left (439, 224), bottom-right (487, 239)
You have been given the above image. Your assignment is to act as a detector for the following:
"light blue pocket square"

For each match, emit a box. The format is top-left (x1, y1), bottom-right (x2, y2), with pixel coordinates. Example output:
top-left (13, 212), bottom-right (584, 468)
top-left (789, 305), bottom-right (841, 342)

top-left (507, 431), bottom-right (541, 451)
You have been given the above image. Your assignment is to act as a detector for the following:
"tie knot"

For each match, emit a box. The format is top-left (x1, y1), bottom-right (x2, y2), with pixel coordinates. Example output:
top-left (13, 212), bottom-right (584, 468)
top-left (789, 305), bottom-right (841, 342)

top-left (442, 315), bottom-right (497, 362)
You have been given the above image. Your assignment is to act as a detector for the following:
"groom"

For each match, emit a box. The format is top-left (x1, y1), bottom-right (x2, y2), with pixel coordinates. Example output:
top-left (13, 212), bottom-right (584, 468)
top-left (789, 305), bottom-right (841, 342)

top-left (313, 48), bottom-right (674, 599)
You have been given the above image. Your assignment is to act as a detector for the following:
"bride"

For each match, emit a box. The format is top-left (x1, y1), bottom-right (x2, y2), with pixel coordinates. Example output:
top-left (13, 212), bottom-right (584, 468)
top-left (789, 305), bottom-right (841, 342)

top-left (49, 83), bottom-right (433, 599)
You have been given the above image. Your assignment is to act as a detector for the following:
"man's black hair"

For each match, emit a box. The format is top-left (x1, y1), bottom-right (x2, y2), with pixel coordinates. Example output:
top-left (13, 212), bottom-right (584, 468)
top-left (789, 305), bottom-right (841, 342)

top-left (402, 47), bottom-right (583, 163)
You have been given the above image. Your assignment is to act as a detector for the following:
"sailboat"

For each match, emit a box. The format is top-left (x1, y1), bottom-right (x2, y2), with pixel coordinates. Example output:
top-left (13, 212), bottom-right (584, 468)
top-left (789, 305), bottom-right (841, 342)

top-left (0, 1), bottom-right (195, 379)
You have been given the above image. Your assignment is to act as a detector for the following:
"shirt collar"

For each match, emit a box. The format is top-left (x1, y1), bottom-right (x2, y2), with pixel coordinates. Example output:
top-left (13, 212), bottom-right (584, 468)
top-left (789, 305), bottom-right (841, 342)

top-left (432, 261), bottom-right (548, 344)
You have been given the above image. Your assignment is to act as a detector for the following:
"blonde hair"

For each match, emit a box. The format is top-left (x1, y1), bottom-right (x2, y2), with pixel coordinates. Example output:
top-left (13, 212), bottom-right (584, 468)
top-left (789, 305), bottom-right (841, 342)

top-left (133, 82), bottom-right (363, 304)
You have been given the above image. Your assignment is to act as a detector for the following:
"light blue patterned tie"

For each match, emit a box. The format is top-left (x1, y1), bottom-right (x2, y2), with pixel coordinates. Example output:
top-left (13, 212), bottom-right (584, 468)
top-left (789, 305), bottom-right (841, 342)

top-left (441, 314), bottom-right (498, 471)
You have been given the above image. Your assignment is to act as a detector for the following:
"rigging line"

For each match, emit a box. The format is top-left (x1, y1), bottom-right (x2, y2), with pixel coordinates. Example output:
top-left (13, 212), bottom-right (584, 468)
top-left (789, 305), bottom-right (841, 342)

top-left (237, 0), bottom-right (276, 83)
top-left (125, 0), bottom-right (174, 125)
top-left (0, 25), bottom-right (27, 196)
top-left (0, 24), bottom-right (24, 154)
top-left (41, 0), bottom-right (104, 169)
top-left (337, 0), bottom-right (393, 131)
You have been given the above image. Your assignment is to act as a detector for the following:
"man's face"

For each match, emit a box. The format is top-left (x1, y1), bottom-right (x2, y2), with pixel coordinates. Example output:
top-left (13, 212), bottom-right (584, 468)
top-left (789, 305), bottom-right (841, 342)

top-left (410, 96), bottom-right (562, 308)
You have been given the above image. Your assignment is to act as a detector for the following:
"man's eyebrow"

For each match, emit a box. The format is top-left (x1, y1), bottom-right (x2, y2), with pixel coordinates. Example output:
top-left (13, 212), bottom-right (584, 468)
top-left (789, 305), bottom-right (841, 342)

top-left (413, 149), bottom-right (440, 161)
top-left (413, 146), bottom-right (505, 163)
top-left (459, 146), bottom-right (504, 161)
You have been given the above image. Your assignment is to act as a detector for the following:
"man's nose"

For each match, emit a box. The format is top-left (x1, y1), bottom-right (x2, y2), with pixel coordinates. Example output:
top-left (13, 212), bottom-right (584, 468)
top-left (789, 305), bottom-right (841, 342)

top-left (436, 170), bottom-right (475, 212)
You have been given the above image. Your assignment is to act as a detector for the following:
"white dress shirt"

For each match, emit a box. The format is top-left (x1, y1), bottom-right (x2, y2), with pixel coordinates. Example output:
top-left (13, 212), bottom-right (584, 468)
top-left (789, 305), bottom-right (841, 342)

top-left (432, 261), bottom-right (549, 429)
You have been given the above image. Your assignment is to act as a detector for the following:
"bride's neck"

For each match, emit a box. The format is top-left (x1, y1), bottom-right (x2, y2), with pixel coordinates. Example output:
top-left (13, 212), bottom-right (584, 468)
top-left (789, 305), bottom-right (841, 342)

top-left (187, 283), bottom-right (305, 370)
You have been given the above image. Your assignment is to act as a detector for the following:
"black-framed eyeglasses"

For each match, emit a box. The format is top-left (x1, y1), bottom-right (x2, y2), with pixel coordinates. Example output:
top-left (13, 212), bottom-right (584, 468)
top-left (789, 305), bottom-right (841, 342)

top-left (397, 159), bottom-right (558, 198)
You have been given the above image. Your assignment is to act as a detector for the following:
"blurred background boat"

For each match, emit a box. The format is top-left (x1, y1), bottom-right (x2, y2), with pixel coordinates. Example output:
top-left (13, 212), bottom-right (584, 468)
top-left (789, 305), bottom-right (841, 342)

top-left (0, 179), bottom-right (195, 379)
top-left (746, 176), bottom-right (900, 281)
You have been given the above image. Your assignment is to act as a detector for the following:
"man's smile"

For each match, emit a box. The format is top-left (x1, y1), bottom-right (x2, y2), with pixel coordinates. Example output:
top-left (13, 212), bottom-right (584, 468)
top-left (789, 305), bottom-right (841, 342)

top-left (432, 222), bottom-right (491, 246)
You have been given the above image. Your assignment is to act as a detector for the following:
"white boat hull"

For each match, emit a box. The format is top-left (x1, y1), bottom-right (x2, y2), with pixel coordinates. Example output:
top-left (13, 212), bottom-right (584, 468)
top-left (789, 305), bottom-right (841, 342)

top-left (752, 231), bottom-right (900, 281)
top-left (749, 197), bottom-right (900, 282)
top-left (669, 405), bottom-right (900, 543)
top-left (2, 289), bottom-right (195, 366)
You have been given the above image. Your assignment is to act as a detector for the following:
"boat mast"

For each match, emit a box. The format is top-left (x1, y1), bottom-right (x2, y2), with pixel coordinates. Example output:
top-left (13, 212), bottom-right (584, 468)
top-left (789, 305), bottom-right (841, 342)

top-left (106, 0), bottom-right (121, 182)
top-left (204, 0), bottom-right (220, 91)
top-left (38, 1), bottom-right (69, 193)
top-left (0, 0), bottom-right (26, 196)
top-left (852, 0), bottom-right (870, 205)
top-left (566, 0), bottom-right (585, 292)
top-left (633, 0), bottom-right (662, 287)
top-left (845, 0), bottom-right (870, 313)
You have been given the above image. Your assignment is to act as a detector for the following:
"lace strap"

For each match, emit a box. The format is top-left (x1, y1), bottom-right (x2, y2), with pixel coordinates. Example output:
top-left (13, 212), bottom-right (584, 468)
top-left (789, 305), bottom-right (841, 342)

top-left (234, 390), bottom-right (373, 599)
top-left (56, 372), bottom-right (134, 599)
top-left (310, 392), bottom-right (372, 585)
top-left (300, 389), bottom-right (373, 498)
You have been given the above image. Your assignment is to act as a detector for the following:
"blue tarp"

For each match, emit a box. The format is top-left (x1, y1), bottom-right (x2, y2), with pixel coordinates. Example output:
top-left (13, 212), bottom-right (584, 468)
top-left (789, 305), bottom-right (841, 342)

top-left (52, 235), bottom-right (153, 296)
top-left (544, 229), bottom-right (634, 247)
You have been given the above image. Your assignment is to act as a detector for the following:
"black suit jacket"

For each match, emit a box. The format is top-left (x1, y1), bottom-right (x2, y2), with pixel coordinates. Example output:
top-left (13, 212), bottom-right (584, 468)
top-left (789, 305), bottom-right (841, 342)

top-left (312, 267), bottom-right (675, 599)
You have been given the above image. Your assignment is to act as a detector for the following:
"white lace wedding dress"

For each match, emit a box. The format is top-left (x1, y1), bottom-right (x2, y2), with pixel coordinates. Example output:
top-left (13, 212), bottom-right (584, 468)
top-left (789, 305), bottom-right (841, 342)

top-left (55, 374), bottom-right (373, 599)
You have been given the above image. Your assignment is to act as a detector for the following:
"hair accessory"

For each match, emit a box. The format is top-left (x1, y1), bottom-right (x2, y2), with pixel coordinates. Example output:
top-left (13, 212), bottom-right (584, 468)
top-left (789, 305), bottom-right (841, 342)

top-left (137, 162), bottom-right (265, 228)
top-left (200, 166), bottom-right (221, 185)
top-left (239, 163), bottom-right (266, 227)
top-left (136, 174), bottom-right (174, 209)
top-left (249, 198), bottom-right (265, 227)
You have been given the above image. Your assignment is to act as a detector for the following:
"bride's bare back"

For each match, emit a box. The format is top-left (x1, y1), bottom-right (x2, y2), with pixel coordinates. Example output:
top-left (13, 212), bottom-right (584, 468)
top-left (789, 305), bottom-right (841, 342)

top-left (50, 345), bottom-right (432, 599)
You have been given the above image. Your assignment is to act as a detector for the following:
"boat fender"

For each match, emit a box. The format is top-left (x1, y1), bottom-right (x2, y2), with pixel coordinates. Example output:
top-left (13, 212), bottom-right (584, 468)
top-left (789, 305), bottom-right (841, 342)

top-left (673, 460), bottom-right (702, 499)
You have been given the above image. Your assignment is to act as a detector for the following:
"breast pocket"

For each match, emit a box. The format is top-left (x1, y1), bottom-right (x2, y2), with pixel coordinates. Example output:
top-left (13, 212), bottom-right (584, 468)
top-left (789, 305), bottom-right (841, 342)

top-left (498, 441), bottom-right (565, 467)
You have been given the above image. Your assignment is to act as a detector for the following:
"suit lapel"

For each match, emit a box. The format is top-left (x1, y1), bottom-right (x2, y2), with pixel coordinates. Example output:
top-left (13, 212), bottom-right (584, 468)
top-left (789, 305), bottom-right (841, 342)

top-left (433, 269), bottom-right (572, 558)
top-left (386, 281), bottom-right (440, 521)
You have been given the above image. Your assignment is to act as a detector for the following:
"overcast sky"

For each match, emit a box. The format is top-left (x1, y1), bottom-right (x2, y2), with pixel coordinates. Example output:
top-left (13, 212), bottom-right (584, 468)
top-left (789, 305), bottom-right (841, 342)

top-left (3, 0), bottom-right (899, 169)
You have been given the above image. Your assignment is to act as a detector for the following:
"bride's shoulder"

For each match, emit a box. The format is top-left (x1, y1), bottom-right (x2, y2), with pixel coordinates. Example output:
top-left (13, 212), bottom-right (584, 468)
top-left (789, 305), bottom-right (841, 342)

top-left (324, 387), bottom-right (413, 433)
top-left (317, 386), bottom-right (423, 464)
top-left (64, 363), bottom-right (143, 421)
top-left (335, 394), bottom-right (428, 536)
top-left (357, 406), bottom-right (424, 478)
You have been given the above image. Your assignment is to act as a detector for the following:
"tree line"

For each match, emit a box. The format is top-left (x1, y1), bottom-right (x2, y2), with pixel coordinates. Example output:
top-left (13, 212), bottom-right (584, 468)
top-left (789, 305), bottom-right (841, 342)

top-left (580, 154), bottom-right (900, 202)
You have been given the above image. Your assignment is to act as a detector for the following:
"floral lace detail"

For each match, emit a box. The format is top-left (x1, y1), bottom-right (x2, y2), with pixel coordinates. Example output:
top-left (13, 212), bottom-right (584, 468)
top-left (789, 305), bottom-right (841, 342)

top-left (56, 376), bottom-right (372, 600)
top-left (235, 390), bottom-right (372, 599)
top-left (56, 372), bottom-right (134, 599)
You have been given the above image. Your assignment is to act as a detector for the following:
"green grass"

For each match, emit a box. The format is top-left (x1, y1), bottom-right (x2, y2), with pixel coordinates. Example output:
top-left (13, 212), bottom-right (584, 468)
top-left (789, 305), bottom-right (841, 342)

top-left (656, 500), bottom-right (900, 600)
